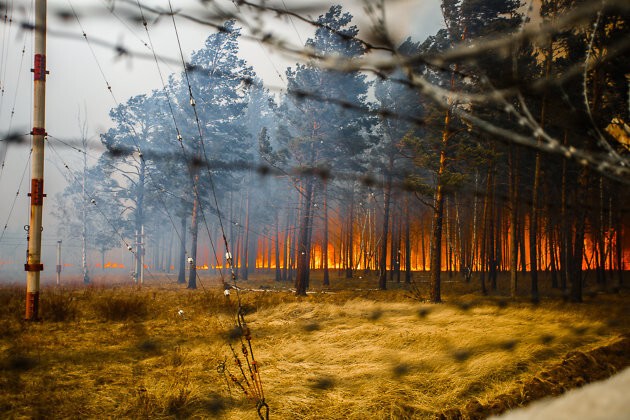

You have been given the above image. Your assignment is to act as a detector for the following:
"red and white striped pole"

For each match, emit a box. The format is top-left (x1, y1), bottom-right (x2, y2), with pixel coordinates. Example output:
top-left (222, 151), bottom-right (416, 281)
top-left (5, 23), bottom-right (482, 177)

top-left (56, 240), bottom-right (62, 286)
top-left (25, 0), bottom-right (47, 321)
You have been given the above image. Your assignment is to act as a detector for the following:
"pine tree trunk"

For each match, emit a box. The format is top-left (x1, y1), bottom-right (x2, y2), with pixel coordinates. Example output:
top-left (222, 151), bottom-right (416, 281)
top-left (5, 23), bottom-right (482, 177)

top-left (479, 170), bottom-right (492, 296)
top-left (275, 211), bottom-right (282, 281)
top-left (470, 170), bottom-right (480, 275)
top-left (405, 197), bottom-right (412, 284)
top-left (390, 210), bottom-right (398, 282)
top-left (378, 168), bottom-right (393, 290)
top-left (420, 217), bottom-right (426, 272)
top-left (135, 158), bottom-right (146, 286)
top-left (345, 188), bottom-right (354, 279)
top-left (289, 206), bottom-right (296, 283)
top-left (488, 170), bottom-right (497, 291)
top-left (323, 182), bottom-right (330, 286)
top-left (530, 152), bottom-right (541, 303)
top-left (430, 138), bottom-right (449, 303)
top-left (560, 131), bottom-right (570, 292)
top-left (242, 188), bottom-right (251, 280)
top-left (295, 179), bottom-right (314, 296)
top-left (395, 212), bottom-right (402, 283)
top-left (188, 193), bottom-right (199, 289)
top-left (283, 206), bottom-right (291, 281)
top-left (510, 148), bottom-right (518, 299)
top-left (570, 167), bottom-right (589, 302)
top-left (597, 176), bottom-right (607, 289)
top-left (178, 214), bottom-right (187, 284)
top-left (519, 211), bottom-right (527, 277)
top-left (615, 205), bottom-right (624, 288)
top-left (549, 222), bottom-right (558, 288)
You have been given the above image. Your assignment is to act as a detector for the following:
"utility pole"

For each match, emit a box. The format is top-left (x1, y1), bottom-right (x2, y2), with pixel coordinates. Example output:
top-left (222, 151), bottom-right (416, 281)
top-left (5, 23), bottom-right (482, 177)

top-left (25, 0), bottom-right (47, 321)
top-left (56, 240), bottom-right (62, 285)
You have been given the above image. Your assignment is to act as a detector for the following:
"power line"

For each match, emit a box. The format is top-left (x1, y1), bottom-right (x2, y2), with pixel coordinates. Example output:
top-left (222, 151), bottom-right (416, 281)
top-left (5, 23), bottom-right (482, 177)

top-left (167, 0), bottom-right (234, 286)
top-left (66, 1), bottom-right (202, 286)
top-left (136, 0), bottom-right (224, 290)
top-left (0, 148), bottom-right (32, 244)
top-left (46, 139), bottom-right (136, 254)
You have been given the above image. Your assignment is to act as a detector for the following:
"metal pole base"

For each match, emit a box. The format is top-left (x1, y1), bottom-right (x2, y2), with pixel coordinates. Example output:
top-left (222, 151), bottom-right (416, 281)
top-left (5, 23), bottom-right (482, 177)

top-left (25, 291), bottom-right (40, 321)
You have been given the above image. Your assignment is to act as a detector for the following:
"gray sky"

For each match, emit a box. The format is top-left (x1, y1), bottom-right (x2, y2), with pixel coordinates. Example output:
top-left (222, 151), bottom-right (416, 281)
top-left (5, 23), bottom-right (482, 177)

top-left (0, 0), bottom-right (443, 269)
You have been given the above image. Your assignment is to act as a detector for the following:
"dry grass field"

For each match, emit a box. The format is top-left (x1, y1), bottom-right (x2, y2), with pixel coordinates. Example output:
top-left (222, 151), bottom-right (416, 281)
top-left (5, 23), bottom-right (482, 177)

top-left (0, 271), bottom-right (628, 419)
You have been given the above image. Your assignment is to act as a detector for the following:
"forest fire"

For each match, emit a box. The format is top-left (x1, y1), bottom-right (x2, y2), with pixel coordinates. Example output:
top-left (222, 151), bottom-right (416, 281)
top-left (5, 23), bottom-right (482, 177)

top-left (240, 223), bottom-right (626, 275)
top-left (95, 262), bottom-right (126, 269)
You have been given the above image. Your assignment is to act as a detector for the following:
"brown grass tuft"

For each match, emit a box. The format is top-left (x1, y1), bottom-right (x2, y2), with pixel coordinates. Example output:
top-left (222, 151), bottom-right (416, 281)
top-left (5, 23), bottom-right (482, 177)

top-left (41, 288), bottom-right (79, 322)
top-left (92, 290), bottom-right (150, 321)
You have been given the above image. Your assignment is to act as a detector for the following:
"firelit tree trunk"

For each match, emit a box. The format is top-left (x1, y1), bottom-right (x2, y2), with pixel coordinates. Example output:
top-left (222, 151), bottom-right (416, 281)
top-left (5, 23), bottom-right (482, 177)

top-left (283, 207), bottom-right (291, 282)
top-left (248, 232), bottom-right (258, 279)
top-left (445, 198), bottom-right (452, 277)
top-left (323, 182), bottom-right (330, 286)
top-left (479, 170), bottom-right (492, 296)
top-left (394, 212), bottom-right (402, 283)
top-left (560, 131), bottom-right (570, 292)
top-left (529, 35), bottom-right (553, 302)
top-left (420, 216), bottom-right (426, 271)
top-left (548, 221), bottom-right (558, 288)
top-left (596, 176), bottom-right (607, 289)
top-left (289, 207), bottom-right (297, 283)
top-left (493, 194), bottom-right (502, 286)
top-left (405, 197), bottom-right (412, 284)
top-left (488, 171), bottom-right (497, 291)
top-left (242, 187), bottom-right (251, 280)
top-left (338, 224), bottom-right (344, 276)
top-left (545, 171), bottom-right (559, 288)
top-left (275, 211), bottom-right (282, 281)
top-left (470, 170), bottom-right (480, 274)
top-left (615, 205), bottom-right (624, 288)
top-left (295, 178), bottom-right (314, 296)
top-left (345, 188), bottom-right (354, 279)
top-left (305, 190), bottom-right (315, 290)
top-left (390, 209), bottom-right (398, 282)
top-left (519, 211), bottom-right (528, 277)
top-left (178, 214), bottom-right (187, 284)
top-left (454, 193), bottom-right (465, 276)
top-left (529, 152), bottom-right (542, 302)
top-left (378, 167), bottom-right (393, 290)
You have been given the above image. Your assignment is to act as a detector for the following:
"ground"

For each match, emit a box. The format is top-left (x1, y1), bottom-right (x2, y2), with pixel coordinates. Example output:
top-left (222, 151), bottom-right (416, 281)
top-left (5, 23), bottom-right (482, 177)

top-left (0, 270), bottom-right (628, 419)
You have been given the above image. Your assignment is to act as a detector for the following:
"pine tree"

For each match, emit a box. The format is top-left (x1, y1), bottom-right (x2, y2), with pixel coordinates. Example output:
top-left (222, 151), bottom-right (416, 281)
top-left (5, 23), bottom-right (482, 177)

top-left (275, 6), bottom-right (374, 295)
